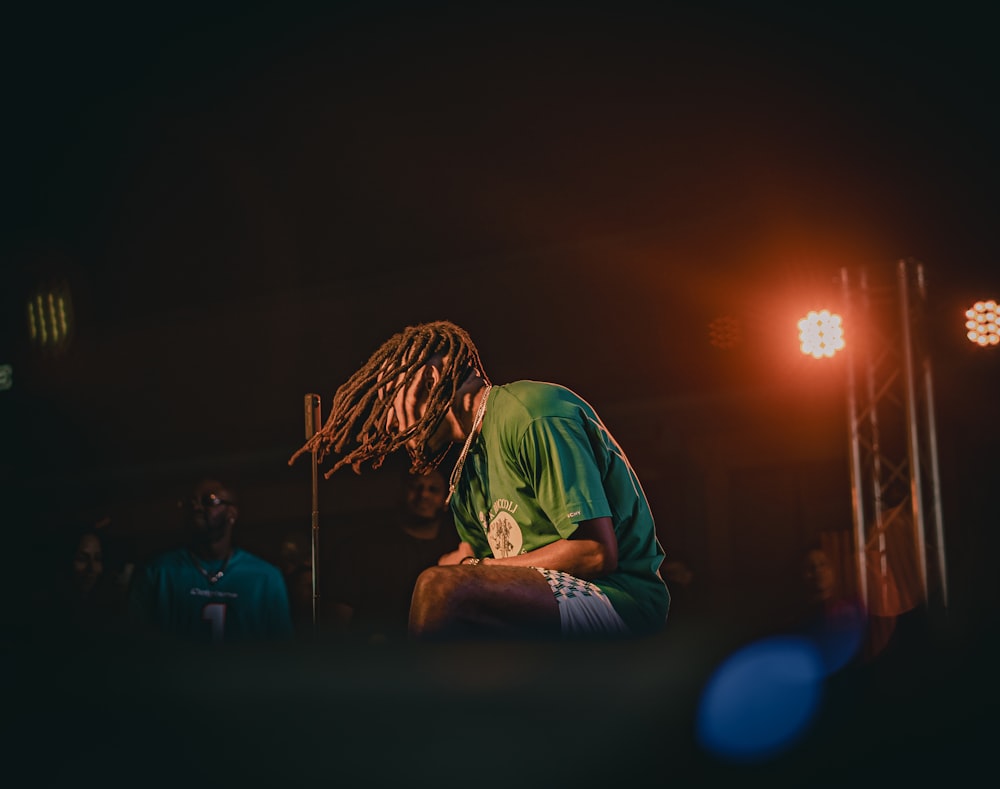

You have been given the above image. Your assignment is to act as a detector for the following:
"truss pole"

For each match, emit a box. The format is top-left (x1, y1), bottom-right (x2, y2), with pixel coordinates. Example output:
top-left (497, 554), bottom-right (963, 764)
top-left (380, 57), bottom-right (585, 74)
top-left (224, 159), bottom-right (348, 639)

top-left (898, 260), bottom-right (930, 601)
top-left (841, 267), bottom-right (869, 608)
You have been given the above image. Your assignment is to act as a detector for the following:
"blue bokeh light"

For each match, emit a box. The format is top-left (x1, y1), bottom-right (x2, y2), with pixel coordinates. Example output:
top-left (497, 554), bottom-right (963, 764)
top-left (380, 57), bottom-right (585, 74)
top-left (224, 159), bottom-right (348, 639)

top-left (803, 603), bottom-right (866, 674)
top-left (696, 635), bottom-right (826, 763)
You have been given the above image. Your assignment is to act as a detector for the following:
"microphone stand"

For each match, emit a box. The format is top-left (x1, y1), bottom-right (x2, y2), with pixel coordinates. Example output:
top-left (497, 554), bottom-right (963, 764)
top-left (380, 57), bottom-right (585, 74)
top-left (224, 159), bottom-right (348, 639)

top-left (303, 394), bottom-right (322, 640)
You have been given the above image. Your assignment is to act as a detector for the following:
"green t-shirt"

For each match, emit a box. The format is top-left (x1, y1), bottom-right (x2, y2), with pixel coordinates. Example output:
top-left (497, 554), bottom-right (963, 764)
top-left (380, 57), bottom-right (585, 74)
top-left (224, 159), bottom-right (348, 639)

top-left (448, 380), bottom-right (670, 634)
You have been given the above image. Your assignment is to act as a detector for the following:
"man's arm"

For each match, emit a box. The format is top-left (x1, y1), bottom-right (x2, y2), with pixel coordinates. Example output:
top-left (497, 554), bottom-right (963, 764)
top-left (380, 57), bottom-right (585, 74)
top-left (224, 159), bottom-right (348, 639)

top-left (478, 517), bottom-right (618, 579)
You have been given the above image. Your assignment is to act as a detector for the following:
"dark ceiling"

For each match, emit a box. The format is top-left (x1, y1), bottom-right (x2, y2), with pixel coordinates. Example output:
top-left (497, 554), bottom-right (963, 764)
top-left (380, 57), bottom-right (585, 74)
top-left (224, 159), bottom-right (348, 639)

top-left (3, 2), bottom-right (998, 508)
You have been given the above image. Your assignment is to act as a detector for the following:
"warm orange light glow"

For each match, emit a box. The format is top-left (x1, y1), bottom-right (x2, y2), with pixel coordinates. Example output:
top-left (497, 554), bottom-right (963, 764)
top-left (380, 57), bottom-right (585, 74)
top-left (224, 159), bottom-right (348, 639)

top-left (965, 299), bottom-right (1000, 347)
top-left (708, 315), bottom-right (743, 349)
top-left (797, 310), bottom-right (845, 358)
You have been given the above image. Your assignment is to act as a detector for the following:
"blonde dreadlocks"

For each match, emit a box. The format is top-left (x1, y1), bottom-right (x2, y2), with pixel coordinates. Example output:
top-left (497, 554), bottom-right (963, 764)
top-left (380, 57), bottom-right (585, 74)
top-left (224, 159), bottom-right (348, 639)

top-left (288, 321), bottom-right (490, 478)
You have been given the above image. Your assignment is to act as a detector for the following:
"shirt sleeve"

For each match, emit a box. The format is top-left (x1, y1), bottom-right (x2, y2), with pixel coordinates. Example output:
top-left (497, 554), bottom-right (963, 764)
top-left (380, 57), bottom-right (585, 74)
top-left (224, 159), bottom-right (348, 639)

top-left (516, 415), bottom-right (612, 537)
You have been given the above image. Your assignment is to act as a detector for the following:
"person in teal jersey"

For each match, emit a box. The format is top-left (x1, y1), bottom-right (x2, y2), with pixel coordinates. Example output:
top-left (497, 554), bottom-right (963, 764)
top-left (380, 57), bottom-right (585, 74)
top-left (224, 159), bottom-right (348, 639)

top-left (128, 478), bottom-right (293, 644)
top-left (290, 321), bottom-right (669, 640)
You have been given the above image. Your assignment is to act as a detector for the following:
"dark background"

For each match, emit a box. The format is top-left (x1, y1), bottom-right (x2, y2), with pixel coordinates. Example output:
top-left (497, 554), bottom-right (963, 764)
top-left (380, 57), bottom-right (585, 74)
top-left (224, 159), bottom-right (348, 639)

top-left (3, 2), bottom-right (999, 784)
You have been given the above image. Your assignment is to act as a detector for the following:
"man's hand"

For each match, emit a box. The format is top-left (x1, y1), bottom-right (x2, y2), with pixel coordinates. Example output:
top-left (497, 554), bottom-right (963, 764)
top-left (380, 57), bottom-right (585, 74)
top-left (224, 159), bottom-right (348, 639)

top-left (437, 542), bottom-right (475, 566)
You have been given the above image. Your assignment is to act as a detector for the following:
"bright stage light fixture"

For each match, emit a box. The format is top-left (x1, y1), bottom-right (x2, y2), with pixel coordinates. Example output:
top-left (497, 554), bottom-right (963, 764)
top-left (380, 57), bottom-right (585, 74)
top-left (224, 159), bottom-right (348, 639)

top-left (797, 310), bottom-right (845, 358)
top-left (965, 300), bottom-right (1000, 347)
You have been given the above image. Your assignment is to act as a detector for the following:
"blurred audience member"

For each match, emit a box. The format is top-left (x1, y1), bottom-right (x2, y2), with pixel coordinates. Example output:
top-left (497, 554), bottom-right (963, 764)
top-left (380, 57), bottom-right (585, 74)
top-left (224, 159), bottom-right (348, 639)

top-left (32, 519), bottom-right (129, 640)
top-left (327, 469), bottom-right (459, 643)
top-left (802, 546), bottom-right (837, 609)
top-left (285, 563), bottom-right (316, 639)
top-left (72, 528), bottom-right (104, 600)
top-left (789, 544), bottom-right (866, 674)
top-left (660, 556), bottom-right (699, 620)
top-left (128, 477), bottom-right (293, 645)
top-left (274, 528), bottom-right (318, 638)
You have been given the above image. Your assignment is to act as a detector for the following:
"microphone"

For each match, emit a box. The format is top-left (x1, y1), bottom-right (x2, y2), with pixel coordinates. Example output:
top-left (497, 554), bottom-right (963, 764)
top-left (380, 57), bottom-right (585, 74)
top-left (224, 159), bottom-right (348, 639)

top-left (304, 393), bottom-right (321, 440)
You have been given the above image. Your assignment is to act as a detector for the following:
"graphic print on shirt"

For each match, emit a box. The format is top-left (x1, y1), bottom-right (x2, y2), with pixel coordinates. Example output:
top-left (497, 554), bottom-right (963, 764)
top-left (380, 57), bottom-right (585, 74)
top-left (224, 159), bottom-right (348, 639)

top-left (479, 499), bottom-right (523, 558)
top-left (190, 587), bottom-right (238, 643)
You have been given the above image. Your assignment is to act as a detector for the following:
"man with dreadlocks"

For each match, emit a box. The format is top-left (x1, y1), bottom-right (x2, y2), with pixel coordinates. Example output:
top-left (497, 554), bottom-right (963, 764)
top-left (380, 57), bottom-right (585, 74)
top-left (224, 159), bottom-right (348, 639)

top-left (289, 321), bottom-right (670, 639)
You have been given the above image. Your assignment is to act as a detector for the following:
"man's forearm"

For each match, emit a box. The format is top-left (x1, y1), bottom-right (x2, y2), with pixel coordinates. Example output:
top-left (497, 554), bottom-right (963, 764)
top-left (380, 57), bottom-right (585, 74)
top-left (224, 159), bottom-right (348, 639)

top-left (481, 538), bottom-right (613, 579)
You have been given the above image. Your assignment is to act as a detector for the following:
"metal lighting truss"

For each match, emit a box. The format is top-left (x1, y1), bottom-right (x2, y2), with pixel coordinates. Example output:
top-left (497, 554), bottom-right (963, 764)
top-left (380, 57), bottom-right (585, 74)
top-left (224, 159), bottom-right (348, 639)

top-left (841, 259), bottom-right (948, 614)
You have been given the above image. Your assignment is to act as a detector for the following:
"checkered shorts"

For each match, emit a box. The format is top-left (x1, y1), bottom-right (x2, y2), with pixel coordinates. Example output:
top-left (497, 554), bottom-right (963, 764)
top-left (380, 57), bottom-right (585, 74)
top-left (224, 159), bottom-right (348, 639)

top-left (533, 568), bottom-right (630, 637)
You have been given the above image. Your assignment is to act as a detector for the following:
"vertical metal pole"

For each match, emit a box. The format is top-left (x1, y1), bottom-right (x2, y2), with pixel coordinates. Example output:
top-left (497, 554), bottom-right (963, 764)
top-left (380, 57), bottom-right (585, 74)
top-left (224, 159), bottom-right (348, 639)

top-left (915, 263), bottom-right (949, 607)
top-left (304, 394), bottom-right (322, 639)
top-left (859, 268), bottom-right (891, 614)
top-left (841, 267), bottom-right (869, 608)
top-left (922, 357), bottom-right (949, 607)
top-left (897, 260), bottom-right (930, 601)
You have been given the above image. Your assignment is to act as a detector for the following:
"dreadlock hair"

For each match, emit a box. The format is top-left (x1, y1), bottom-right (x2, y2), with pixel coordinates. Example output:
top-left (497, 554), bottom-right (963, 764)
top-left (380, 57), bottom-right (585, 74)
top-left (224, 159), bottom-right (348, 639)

top-left (288, 321), bottom-right (490, 478)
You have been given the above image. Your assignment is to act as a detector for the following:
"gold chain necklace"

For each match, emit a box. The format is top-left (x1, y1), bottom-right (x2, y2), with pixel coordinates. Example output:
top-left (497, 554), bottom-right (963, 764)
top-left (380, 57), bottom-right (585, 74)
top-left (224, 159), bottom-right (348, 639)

top-left (446, 383), bottom-right (492, 505)
top-left (189, 550), bottom-right (232, 584)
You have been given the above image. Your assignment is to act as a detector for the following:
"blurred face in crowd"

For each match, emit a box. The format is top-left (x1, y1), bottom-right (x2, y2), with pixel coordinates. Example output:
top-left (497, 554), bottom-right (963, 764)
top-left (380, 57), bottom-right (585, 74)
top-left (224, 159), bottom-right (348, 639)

top-left (802, 548), bottom-right (836, 602)
top-left (72, 532), bottom-right (103, 594)
top-left (403, 469), bottom-right (448, 523)
top-left (278, 533), bottom-right (310, 578)
top-left (185, 478), bottom-right (238, 546)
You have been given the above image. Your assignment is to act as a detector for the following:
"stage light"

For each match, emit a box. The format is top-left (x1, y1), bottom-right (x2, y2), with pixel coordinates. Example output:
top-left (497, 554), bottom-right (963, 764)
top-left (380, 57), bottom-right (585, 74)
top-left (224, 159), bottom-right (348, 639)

top-left (797, 310), bottom-right (845, 358)
top-left (964, 300), bottom-right (1000, 347)
top-left (25, 283), bottom-right (74, 351)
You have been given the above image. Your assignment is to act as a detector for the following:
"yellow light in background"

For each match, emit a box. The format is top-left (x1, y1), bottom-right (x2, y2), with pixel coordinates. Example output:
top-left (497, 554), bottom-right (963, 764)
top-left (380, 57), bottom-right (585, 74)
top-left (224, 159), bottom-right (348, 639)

top-left (798, 309), bottom-right (845, 358)
top-left (26, 282), bottom-right (74, 351)
top-left (58, 296), bottom-right (68, 337)
top-left (36, 294), bottom-right (48, 344)
top-left (47, 292), bottom-right (59, 342)
top-left (965, 299), bottom-right (1000, 347)
top-left (27, 301), bottom-right (38, 341)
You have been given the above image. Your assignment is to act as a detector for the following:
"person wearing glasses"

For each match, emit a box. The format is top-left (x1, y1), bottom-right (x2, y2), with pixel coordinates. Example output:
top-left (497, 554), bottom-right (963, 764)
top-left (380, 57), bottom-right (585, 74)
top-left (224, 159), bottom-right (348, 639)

top-left (127, 478), bottom-right (293, 644)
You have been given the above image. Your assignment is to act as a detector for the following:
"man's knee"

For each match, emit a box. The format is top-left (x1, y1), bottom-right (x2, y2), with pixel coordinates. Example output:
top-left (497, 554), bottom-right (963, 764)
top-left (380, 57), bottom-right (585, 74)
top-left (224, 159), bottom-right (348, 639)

top-left (411, 565), bottom-right (466, 619)
top-left (413, 565), bottom-right (460, 600)
top-left (409, 566), bottom-right (471, 638)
